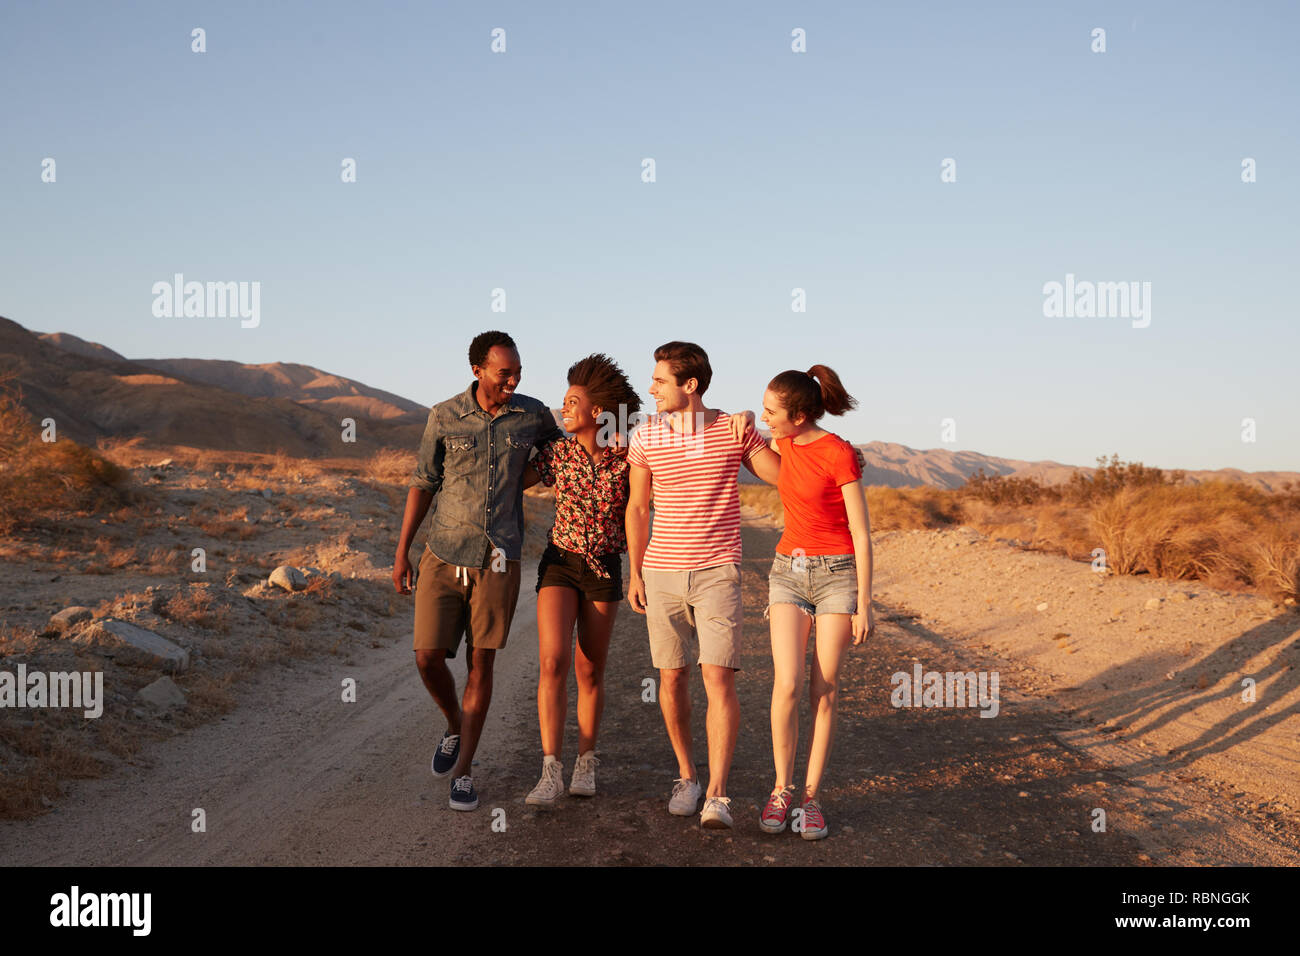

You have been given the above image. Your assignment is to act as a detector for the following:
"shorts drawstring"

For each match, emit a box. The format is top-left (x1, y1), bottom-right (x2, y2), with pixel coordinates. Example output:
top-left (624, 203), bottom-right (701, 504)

top-left (455, 566), bottom-right (469, 587)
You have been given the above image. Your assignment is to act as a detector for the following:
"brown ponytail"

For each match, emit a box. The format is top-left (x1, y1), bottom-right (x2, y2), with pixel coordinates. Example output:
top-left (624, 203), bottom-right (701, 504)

top-left (767, 365), bottom-right (857, 426)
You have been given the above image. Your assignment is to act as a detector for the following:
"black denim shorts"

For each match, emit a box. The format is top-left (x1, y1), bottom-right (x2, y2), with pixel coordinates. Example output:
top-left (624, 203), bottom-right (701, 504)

top-left (536, 543), bottom-right (624, 602)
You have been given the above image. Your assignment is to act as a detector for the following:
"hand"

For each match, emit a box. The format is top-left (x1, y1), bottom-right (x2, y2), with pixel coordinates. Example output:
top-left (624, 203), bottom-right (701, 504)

top-left (609, 430), bottom-right (628, 455)
top-left (854, 446), bottom-right (867, 475)
top-left (852, 603), bottom-right (875, 644)
top-left (628, 574), bottom-right (647, 614)
top-left (393, 551), bottom-right (416, 594)
top-left (728, 410), bottom-right (756, 443)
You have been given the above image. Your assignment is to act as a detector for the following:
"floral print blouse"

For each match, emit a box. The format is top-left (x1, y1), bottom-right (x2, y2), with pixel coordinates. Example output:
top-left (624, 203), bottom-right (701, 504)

top-left (532, 437), bottom-right (631, 578)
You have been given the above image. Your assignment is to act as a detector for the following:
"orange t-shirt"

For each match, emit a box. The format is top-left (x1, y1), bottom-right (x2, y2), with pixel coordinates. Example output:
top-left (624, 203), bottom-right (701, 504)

top-left (775, 432), bottom-right (862, 556)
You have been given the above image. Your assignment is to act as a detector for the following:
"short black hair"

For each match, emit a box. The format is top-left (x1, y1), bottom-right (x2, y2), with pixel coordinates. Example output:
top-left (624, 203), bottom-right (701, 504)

top-left (469, 330), bottom-right (518, 368)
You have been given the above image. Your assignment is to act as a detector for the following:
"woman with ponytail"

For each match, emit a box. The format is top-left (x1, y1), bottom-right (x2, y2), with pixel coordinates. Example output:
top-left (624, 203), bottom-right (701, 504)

top-left (729, 365), bottom-right (875, 840)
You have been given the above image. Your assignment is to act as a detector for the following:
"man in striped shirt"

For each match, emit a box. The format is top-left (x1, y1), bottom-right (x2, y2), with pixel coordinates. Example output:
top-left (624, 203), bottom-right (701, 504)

top-left (626, 341), bottom-right (780, 829)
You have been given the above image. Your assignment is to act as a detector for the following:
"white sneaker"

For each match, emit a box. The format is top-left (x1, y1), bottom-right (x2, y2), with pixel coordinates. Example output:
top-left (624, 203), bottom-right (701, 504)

top-left (570, 751), bottom-right (599, 797)
top-left (700, 796), bottom-right (734, 829)
top-left (525, 757), bottom-right (565, 808)
top-left (668, 776), bottom-right (702, 816)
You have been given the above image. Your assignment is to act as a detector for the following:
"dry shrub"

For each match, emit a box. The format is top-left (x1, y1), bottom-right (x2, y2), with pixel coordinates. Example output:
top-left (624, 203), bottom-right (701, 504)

top-left (0, 378), bottom-right (135, 533)
top-left (1090, 481), bottom-right (1300, 599)
top-left (866, 486), bottom-right (961, 531)
top-left (156, 585), bottom-right (231, 632)
top-left (365, 447), bottom-right (416, 485)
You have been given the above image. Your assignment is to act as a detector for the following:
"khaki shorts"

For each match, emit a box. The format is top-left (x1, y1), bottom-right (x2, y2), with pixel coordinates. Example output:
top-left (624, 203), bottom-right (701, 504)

top-left (643, 563), bottom-right (742, 670)
top-left (413, 545), bottom-right (521, 657)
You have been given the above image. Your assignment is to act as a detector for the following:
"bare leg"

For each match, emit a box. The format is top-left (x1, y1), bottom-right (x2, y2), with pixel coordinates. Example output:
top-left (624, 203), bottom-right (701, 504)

top-left (536, 587), bottom-right (579, 758)
top-left (573, 599), bottom-right (618, 754)
top-left (451, 646), bottom-right (496, 778)
top-left (700, 664), bottom-right (739, 798)
top-left (769, 604), bottom-right (812, 789)
top-left (415, 648), bottom-right (462, 734)
top-left (804, 615), bottom-right (854, 799)
top-left (658, 666), bottom-right (695, 779)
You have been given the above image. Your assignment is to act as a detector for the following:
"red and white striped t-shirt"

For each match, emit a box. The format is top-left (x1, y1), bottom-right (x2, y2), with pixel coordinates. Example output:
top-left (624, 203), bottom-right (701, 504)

top-left (627, 411), bottom-right (768, 571)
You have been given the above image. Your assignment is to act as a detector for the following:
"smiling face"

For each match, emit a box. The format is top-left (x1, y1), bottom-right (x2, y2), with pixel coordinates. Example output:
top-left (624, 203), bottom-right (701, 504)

top-left (473, 345), bottom-right (521, 408)
top-left (759, 388), bottom-right (806, 439)
top-left (648, 359), bottom-right (693, 414)
top-left (560, 384), bottom-right (601, 433)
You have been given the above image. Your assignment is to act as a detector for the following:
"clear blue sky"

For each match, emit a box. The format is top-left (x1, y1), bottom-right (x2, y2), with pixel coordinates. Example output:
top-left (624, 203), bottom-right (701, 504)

top-left (3, 0), bottom-right (1297, 471)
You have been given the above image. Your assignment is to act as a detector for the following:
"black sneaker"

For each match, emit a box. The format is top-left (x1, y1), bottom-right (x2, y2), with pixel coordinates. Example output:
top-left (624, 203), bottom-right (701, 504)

top-left (431, 731), bottom-right (460, 778)
top-left (449, 775), bottom-right (479, 811)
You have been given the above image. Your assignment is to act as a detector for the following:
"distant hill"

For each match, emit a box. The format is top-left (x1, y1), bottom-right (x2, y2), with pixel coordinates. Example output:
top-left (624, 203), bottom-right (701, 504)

top-left (2, 317), bottom-right (422, 457)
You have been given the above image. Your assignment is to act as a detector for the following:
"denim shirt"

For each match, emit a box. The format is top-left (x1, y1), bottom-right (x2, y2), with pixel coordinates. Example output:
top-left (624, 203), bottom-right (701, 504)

top-left (410, 381), bottom-right (563, 567)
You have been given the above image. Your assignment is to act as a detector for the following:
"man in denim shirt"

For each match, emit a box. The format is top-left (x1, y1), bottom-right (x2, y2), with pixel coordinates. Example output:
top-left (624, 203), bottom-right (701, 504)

top-left (393, 330), bottom-right (562, 811)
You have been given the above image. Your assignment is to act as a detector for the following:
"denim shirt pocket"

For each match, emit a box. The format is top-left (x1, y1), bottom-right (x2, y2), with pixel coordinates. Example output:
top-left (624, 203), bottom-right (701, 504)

top-left (443, 434), bottom-right (478, 476)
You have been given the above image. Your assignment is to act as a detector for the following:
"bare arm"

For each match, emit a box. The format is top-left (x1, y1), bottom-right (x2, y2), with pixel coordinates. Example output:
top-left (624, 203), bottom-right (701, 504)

top-left (841, 480), bottom-right (875, 643)
top-left (625, 464), bottom-right (652, 614)
top-left (393, 487), bottom-right (434, 593)
top-left (742, 446), bottom-right (781, 485)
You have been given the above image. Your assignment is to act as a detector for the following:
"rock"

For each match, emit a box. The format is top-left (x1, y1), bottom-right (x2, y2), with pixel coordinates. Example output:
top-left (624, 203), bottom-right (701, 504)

top-left (260, 488), bottom-right (272, 499)
top-left (1035, 602), bottom-right (1048, 612)
top-left (87, 619), bottom-right (190, 671)
top-left (269, 565), bottom-right (308, 592)
top-left (1145, 598), bottom-right (1163, 610)
top-left (137, 676), bottom-right (187, 712)
top-left (49, 606), bottom-right (93, 630)
top-left (150, 458), bottom-right (174, 469)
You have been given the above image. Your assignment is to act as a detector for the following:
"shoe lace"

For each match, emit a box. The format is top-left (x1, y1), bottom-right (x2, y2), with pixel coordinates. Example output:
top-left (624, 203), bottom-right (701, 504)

top-left (672, 777), bottom-right (697, 797)
top-left (802, 800), bottom-right (824, 827)
top-left (764, 788), bottom-right (793, 816)
top-left (545, 760), bottom-right (563, 784)
top-left (576, 754), bottom-right (600, 773)
top-left (438, 734), bottom-right (459, 756)
top-left (706, 796), bottom-right (731, 813)
top-left (452, 775), bottom-right (473, 793)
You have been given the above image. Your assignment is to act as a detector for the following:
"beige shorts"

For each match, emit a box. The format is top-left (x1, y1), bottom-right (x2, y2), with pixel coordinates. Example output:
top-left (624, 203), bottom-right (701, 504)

top-left (643, 563), bottom-right (742, 670)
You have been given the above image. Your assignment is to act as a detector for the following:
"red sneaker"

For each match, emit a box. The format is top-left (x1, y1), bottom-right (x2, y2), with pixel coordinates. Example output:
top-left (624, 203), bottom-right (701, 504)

top-left (760, 785), bottom-right (797, 833)
top-left (799, 797), bottom-right (828, 840)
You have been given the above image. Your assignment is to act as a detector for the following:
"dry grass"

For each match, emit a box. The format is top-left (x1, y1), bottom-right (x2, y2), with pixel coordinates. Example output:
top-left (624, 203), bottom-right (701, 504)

top-left (155, 584), bottom-right (231, 632)
top-left (0, 377), bottom-right (137, 534)
top-left (364, 447), bottom-right (416, 485)
top-left (742, 457), bottom-right (1300, 602)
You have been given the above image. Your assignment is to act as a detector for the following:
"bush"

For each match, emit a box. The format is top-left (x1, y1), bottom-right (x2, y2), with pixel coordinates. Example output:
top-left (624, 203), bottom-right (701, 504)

top-left (0, 377), bottom-right (134, 533)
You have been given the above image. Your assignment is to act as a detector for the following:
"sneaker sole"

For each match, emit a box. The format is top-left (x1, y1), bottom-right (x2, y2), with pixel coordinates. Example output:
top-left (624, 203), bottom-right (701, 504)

top-left (801, 826), bottom-right (829, 840)
top-left (759, 818), bottom-right (788, 833)
top-left (569, 783), bottom-right (595, 797)
top-left (449, 796), bottom-right (479, 811)
top-left (668, 803), bottom-right (699, 816)
top-left (525, 793), bottom-right (561, 808)
top-left (700, 815), bottom-right (733, 829)
top-left (431, 765), bottom-right (455, 779)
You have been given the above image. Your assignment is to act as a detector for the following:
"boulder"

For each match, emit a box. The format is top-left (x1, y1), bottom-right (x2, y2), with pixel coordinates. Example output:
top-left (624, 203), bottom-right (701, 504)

top-left (269, 565), bottom-right (308, 591)
top-left (137, 676), bottom-right (187, 712)
top-left (85, 619), bottom-right (191, 672)
top-left (49, 606), bottom-right (93, 630)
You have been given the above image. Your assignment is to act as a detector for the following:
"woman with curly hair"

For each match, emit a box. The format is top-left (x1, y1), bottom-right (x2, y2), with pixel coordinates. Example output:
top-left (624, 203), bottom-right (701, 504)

top-left (521, 353), bottom-right (642, 806)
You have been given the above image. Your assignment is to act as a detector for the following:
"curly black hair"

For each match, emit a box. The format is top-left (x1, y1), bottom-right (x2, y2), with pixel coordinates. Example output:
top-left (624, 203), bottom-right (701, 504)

top-left (468, 330), bottom-right (518, 368)
top-left (567, 353), bottom-right (642, 418)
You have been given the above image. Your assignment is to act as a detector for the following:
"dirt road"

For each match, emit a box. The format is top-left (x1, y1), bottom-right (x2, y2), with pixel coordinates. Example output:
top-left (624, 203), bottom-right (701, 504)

top-left (4, 522), bottom-right (1297, 866)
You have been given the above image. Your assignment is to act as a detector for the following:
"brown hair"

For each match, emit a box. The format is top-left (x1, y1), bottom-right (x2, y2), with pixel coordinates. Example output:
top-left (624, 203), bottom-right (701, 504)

top-left (767, 365), bottom-right (857, 425)
top-left (567, 353), bottom-right (642, 418)
top-left (653, 341), bottom-right (712, 396)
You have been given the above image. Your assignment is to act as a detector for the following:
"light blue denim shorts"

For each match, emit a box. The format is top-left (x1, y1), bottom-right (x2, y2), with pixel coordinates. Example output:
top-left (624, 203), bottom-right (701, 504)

top-left (766, 551), bottom-right (858, 619)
